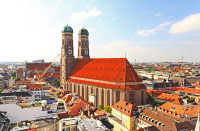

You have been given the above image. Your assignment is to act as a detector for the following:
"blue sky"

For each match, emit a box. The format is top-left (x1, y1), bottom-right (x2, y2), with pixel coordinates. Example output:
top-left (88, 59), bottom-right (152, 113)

top-left (0, 0), bottom-right (200, 62)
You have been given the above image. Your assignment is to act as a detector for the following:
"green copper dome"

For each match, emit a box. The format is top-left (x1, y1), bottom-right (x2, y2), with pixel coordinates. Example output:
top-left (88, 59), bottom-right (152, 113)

top-left (78, 28), bottom-right (89, 35)
top-left (62, 25), bottom-right (73, 33)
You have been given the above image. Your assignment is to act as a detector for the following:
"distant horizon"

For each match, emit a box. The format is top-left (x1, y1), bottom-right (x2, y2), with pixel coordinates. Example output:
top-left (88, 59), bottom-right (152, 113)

top-left (0, 59), bottom-right (199, 64)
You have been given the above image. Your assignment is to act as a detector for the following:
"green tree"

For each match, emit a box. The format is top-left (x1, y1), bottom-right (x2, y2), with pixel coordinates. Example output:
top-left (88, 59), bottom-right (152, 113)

top-left (104, 106), bottom-right (112, 113)
top-left (146, 68), bottom-right (153, 73)
top-left (56, 79), bottom-right (60, 87)
top-left (0, 89), bottom-right (3, 92)
top-left (10, 71), bottom-right (16, 77)
top-left (55, 91), bottom-right (60, 95)
top-left (98, 104), bottom-right (104, 111)
top-left (188, 98), bottom-right (195, 103)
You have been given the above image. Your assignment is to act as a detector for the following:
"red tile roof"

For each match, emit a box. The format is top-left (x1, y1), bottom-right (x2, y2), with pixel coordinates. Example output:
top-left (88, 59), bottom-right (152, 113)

top-left (170, 87), bottom-right (200, 95)
top-left (26, 63), bottom-right (51, 71)
top-left (112, 100), bottom-right (138, 116)
top-left (70, 58), bottom-right (142, 83)
top-left (146, 89), bottom-right (165, 97)
top-left (68, 99), bottom-right (87, 116)
top-left (57, 113), bottom-right (69, 119)
top-left (16, 68), bottom-right (24, 74)
top-left (15, 79), bottom-right (32, 86)
top-left (52, 67), bottom-right (60, 72)
top-left (158, 102), bottom-right (191, 119)
top-left (157, 93), bottom-right (182, 104)
top-left (185, 105), bottom-right (200, 117)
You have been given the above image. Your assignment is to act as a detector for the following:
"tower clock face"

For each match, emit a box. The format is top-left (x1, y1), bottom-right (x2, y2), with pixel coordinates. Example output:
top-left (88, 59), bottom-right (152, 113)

top-left (85, 50), bottom-right (88, 55)
top-left (68, 49), bottom-right (72, 54)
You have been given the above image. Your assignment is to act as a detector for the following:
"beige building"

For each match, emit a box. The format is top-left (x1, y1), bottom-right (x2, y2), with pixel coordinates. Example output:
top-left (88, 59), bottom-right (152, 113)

top-left (108, 100), bottom-right (138, 131)
top-left (60, 118), bottom-right (78, 131)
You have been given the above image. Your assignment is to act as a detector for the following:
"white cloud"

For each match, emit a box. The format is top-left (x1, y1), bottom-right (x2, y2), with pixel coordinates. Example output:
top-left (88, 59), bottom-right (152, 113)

top-left (170, 13), bottom-right (200, 34)
top-left (154, 13), bottom-right (161, 17)
top-left (136, 21), bottom-right (171, 36)
top-left (102, 41), bottom-right (128, 49)
top-left (70, 8), bottom-right (102, 23)
top-left (91, 0), bottom-right (95, 4)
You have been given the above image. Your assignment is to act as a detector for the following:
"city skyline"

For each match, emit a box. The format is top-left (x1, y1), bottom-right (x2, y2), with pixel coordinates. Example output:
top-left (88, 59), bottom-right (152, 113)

top-left (0, 0), bottom-right (200, 62)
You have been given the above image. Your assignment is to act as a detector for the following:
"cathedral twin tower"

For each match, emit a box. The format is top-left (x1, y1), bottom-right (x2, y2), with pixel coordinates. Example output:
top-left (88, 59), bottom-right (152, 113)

top-left (60, 25), bottom-right (90, 88)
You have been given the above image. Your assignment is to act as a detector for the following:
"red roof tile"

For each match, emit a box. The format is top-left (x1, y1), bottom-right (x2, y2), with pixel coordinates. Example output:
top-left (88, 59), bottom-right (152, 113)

top-left (26, 63), bottom-right (51, 71)
top-left (112, 100), bottom-right (138, 116)
top-left (16, 68), bottom-right (24, 74)
top-left (157, 93), bottom-right (182, 104)
top-left (158, 102), bottom-right (191, 119)
top-left (70, 58), bottom-right (142, 83)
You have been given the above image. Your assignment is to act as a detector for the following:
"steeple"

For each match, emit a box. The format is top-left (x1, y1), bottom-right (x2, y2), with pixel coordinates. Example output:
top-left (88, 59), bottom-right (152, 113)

top-left (60, 25), bottom-right (75, 89)
top-left (77, 27), bottom-right (90, 59)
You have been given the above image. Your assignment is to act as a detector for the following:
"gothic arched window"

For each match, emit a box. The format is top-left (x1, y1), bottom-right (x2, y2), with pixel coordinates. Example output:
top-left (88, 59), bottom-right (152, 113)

top-left (102, 89), bottom-right (104, 106)
top-left (78, 85), bottom-right (80, 95)
top-left (91, 87), bottom-right (93, 94)
top-left (107, 90), bottom-right (110, 106)
top-left (141, 91), bottom-right (144, 105)
top-left (116, 91), bottom-right (120, 103)
top-left (96, 88), bottom-right (98, 107)
top-left (129, 92), bottom-right (134, 104)
top-left (82, 86), bottom-right (84, 98)
top-left (74, 84), bottom-right (76, 93)
top-left (86, 86), bottom-right (88, 101)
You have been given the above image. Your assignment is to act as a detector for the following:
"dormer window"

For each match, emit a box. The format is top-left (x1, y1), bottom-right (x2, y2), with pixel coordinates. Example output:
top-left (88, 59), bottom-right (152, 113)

top-left (171, 106), bottom-right (176, 110)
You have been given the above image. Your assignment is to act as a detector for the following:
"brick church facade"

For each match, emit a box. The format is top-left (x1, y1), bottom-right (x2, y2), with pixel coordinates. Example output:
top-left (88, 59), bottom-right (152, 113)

top-left (60, 25), bottom-right (147, 107)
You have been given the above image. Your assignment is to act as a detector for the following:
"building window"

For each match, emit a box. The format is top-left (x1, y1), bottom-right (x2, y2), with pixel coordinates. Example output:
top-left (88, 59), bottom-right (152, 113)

top-left (82, 85), bottom-right (84, 98)
top-left (91, 87), bottom-right (93, 94)
top-left (141, 90), bottom-right (144, 105)
top-left (116, 91), bottom-right (120, 103)
top-left (107, 90), bottom-right (110, 106)
top-left (96, 88), bottom-right (98, 107)
top-left (74, 84), bottom-right (76, 93)
top-left (69, 41), bottom-right (71, 46)
top-left (102, 89), bottom-right (104, 106)
top-left (86, 86), bottom-right (88, 101)
top-left (78, 85), bottom-right (80, 95)
top-left (70, 83), bottom-right (72, 92)
top-left (129, 92), bottom-right (134, 104)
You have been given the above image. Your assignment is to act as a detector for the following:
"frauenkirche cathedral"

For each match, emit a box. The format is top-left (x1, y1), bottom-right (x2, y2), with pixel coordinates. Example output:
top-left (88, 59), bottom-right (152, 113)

top-left (60, 25), bottom-right (147, 107)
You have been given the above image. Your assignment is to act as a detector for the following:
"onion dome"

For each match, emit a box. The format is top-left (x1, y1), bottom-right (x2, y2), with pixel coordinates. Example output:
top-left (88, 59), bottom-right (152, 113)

top-left (78, 27), bottom-right (89, 35)
top-left (62, 25), bottom-right (73, 33)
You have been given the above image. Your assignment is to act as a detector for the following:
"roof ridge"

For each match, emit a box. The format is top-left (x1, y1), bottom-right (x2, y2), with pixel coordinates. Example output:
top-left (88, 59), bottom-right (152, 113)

top-left (113, 59), bottom-right (126, 89)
